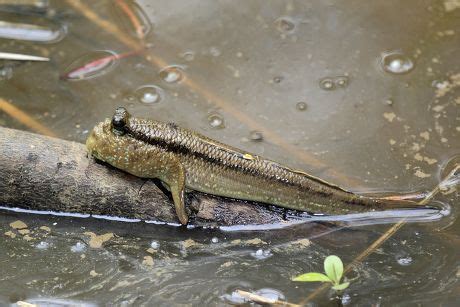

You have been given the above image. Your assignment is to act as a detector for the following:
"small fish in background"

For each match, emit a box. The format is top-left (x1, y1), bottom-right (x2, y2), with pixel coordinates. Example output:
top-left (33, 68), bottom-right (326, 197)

top-left (60, 49), bottom-right (143, 81)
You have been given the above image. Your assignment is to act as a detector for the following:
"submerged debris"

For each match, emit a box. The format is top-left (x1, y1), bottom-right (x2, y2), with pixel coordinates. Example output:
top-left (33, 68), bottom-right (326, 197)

top-left (10, 220), bottom-right (27, 229)
top-left (83, 232), bottom-right (114, 248)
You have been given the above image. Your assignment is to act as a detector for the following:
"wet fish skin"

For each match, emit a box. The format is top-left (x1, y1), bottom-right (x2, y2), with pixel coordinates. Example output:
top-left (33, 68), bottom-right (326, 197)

top-left (86, 107), bottom-right (423, 225)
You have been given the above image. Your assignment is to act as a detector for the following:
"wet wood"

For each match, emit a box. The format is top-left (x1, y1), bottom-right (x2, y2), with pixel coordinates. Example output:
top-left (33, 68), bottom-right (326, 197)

top-left (0, 127), bottom-right (285, 226)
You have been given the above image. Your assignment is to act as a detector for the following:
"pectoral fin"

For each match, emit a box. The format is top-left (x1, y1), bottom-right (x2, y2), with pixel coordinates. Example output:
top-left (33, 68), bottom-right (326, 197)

top-left (163, 162), bottom-right (188, 225)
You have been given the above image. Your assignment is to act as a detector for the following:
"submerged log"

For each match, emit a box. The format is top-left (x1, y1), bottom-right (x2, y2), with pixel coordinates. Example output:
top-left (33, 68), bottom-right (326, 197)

top-left (0, 127), bottom-right (286, 226)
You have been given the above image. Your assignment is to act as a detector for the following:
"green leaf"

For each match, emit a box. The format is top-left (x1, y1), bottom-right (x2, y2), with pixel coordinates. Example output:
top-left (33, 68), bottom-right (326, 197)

top-left (332, 282), bottom-right (350, 291)
top-left (324, 255), bottom-right (343, 284)
top-left (292, 272), bottom-right (332, 283)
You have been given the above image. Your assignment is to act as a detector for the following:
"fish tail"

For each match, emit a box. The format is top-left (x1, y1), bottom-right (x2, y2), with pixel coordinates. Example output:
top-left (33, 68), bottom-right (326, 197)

top-left (371, 197), bottom-right (438, 211)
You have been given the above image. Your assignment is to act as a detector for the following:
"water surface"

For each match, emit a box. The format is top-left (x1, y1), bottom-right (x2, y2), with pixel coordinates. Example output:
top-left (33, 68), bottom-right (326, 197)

top-left (0, 0), bottom-right (459, 305)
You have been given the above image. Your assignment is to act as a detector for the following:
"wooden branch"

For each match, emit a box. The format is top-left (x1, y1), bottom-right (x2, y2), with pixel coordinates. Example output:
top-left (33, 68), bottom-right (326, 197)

top-left (0, 127), bottom-right (285, 226)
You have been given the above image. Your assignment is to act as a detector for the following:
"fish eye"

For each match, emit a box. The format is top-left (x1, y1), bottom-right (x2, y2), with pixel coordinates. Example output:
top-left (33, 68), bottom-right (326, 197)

top-left (111, 107), bottom-right (129, 135)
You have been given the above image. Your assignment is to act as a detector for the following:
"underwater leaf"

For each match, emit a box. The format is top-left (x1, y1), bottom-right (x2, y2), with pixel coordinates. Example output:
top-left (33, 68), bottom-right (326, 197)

top-left (292, 272), bottom-right (332, 282)
top-left (324, 255), bottom-right (343, 284)
top-left (332, 282), bottom-right (350, 291)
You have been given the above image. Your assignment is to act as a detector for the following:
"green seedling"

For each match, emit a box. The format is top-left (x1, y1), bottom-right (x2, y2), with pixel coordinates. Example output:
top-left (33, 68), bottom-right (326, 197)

top-left (292, 255), bottom-right (350, 291)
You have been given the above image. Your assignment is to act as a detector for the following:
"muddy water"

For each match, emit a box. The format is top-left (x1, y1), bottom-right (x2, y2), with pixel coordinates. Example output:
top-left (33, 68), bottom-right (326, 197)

top-left (0, 0), bottom-right (459, 305)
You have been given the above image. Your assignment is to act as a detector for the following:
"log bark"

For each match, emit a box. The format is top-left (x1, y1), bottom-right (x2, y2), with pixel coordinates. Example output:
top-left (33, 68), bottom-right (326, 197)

top-left (0, 127), bottom-right (286, 226)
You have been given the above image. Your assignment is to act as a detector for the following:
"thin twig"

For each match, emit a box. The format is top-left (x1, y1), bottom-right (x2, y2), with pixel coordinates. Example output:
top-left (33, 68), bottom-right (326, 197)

top-left (300, 165), bottom-right (459, 304)
top-left (115, 0), bottom-right (146, 40)
top-left (0, 98), bottom-right (57, 137)
top-left (236, 290), bottom-right (301, 307)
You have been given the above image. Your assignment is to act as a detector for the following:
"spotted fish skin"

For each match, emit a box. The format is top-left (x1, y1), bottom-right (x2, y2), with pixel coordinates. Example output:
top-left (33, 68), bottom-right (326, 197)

top-left (86, 107), bottom-right (424, 225)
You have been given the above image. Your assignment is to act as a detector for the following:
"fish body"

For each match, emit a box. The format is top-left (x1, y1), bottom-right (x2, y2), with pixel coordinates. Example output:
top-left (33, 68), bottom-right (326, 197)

top-left (86, 107), bottom-right (424, 225)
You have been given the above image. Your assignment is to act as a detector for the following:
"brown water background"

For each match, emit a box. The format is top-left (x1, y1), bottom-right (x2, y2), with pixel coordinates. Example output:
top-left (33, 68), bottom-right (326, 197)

top-left (0, 1), bottom-right (459, 305)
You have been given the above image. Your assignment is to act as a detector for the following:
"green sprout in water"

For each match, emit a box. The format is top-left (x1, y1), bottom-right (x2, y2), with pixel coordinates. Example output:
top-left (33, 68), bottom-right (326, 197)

top-left (293, 255), bottom-right (350, 291)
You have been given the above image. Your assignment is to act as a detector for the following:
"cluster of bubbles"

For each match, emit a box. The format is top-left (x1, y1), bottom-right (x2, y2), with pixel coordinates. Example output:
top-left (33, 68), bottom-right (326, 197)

top-left (250, 248), bottom-right (273, 259)
top-left (121, 65), bottom-right (185, 106)
top-left (319, 75), bottom-right (350, 91)
top-left (35, 241), bottom-right (50, 250)
top-left (70, 242), bottom-right (86, 253)
top-left (396, 255), bottom-right (413, 266)
top-left (122, 65), bottom-right (186, 105)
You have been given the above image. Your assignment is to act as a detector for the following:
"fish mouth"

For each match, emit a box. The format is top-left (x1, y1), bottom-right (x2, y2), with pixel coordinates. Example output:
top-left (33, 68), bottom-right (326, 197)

top-left (85, 127), bottom-right (102, 159)
top-left (86, 137), bottom-right (102, 162)
top-left (85, 131), bottom-right (96, 153)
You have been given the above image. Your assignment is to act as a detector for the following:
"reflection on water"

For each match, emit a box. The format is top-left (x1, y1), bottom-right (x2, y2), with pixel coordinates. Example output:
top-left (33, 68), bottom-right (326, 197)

top-left (110, 0), bottom-right (152, 40)
top-left (132, 84), bottom-right (163, 104)
top-left (159, 65), bottom-right (185, 83)
top-left (0, 20), bottom-right (65, 42)
top-left (0, 0), bottom-right (459, 305)
top-left (380, 51), bottom-right (415, 75)
top-left (61, 50), bottom-right (120, 81)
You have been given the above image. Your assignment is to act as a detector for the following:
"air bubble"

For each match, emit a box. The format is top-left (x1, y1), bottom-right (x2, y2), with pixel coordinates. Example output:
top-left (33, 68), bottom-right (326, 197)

top-left (70, 242), bottom-right (86, 253)
top-left (211, 237), bottom-right (219, 243)
top-left (209, 46), bottom-right (221, 57)
top-left (208, 113), bottom-right (225, 129)
top-left (254, 288), bottom-right (286, 302)
top-left (159, 65), bottom-right (184, 83)
top-left (341, 293), bottom-right (351, 305)
top-left (250, 249), bottom-right (273, 260)
top-left (36, 241), bottom-right (50, 250)
top-left (249, 130), bottom-right (263, 142)
top-left (0, 64), bottom-right (13, 81)
top-left (319, 78), bottom-right (335, 90)
top-left (273, 76), bottom-right (283, 83)
top-left (296, 102), bottom-right (307, 111)
top-left (150, 240), bottom-right (160, 249)
top-left (134, 85), bottom-right (163, 104)
top-left (384, 98), bottom-right (394, 106)
top-left (275, 17), bottom-right (296, 33)
top-left (380, 51), bottom-right (414, 74)
top-left (396, 255), bottom-right (413, 266)
top-left (335, 76), bottom-right (349, 88)
top-left (221, 290), bottom-right (248, 304)
top-left (181, 51), bottom-right (195, 61)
